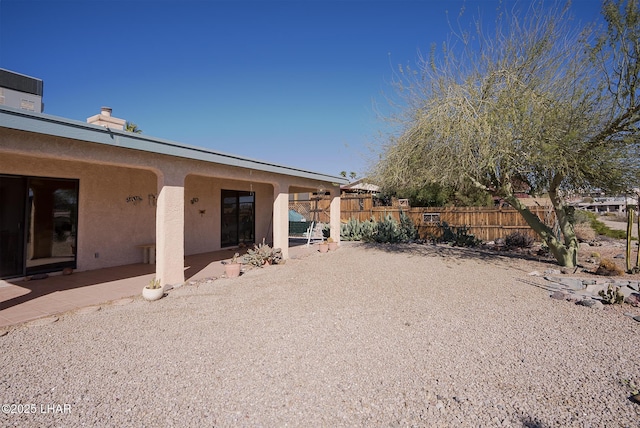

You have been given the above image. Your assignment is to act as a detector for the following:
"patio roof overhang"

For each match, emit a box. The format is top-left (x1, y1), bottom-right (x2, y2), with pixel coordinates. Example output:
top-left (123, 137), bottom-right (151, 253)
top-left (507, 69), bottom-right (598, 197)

top-left (0, 105), bottom-right (348, 186)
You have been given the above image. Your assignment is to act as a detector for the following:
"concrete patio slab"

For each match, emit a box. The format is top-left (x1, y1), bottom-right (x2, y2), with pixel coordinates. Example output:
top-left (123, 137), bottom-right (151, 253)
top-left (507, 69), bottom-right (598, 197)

top-left (0, 241), bottom-right (322, 328)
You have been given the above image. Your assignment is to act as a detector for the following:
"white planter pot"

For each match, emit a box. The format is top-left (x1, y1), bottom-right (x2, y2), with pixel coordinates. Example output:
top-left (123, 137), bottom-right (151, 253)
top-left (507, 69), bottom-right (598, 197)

top-left (142, 286), bottom-right (164, 301)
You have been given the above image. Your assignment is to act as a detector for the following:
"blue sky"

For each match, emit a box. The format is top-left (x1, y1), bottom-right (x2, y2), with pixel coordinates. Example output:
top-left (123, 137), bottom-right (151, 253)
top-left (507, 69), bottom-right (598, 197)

top-left (0, 0), bottom-right (603, 179)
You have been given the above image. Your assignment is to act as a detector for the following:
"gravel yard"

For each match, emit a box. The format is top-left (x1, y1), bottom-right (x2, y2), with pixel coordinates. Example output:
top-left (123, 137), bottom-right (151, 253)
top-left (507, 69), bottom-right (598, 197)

top-left (1, 242), bottom-right (639, 427)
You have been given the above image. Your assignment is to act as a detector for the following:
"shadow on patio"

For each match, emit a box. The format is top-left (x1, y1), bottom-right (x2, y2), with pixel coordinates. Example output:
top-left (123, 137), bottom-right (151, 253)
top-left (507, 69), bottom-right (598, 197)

top-left (0, 240), bottom-right (317, 328)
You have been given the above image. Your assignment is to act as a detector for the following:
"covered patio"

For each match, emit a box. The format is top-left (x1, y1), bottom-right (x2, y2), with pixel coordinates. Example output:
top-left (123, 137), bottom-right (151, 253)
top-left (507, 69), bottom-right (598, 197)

top-left (0, 240), bottom-right (319, 328)
top-left (1, 105), bottom-right (347, 288)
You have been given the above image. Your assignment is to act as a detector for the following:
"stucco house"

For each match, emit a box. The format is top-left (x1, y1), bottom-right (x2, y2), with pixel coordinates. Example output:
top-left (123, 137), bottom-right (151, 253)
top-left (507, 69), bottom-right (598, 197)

top-left (0, 105), bottom-right (347, 287)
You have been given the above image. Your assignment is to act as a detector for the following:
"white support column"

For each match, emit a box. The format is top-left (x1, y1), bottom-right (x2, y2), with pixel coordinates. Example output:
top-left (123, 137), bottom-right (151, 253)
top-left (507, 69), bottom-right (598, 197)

top-left (155, 172), bottom-right (185, 288)
top-left (272, 182), bottom-right (290, 259)
top-left (329, 186), bottom-right (341, 243)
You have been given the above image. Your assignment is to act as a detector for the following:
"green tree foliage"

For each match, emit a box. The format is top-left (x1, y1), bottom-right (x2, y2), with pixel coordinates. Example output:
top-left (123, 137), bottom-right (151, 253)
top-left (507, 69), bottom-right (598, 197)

top-left (390, 183), bottom-right (493, 207)
top-left (372, 0), bottom-right (640, 267)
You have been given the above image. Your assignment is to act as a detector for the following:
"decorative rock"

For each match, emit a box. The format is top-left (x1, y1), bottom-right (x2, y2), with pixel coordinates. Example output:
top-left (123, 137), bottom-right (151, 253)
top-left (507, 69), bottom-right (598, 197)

top-left (62, 267), bottom-right (73, 275)
top-left (585, 283), bottom-right (608, 296)
top-left (577, 299), bottom-right (603, 309)
top-left (550, 291), bottom-right (567, 300)
top-left (619, 286), bottom-right (635, 298)
top-left (634, 315), bottom-right (640, 322)
top-left (544, 269), bottom-right (562, 275)
top-left (546, 277), bottom-right (585, 290)
top-left (614, 253), bottom-right (625, 259)
top-left (628, 281), bottom-right (639, 292)
top-left (0, 330), bottom-right (8, 337)
top-left (624, 293), bottom-right (640, 307)
top-left (582, 279), bottom-right (596, 286)
top-left (528, 271), bottom-right (541, 276)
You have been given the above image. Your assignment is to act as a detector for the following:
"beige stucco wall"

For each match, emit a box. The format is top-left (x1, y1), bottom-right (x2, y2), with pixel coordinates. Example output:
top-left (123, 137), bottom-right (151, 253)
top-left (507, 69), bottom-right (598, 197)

top-left (0, 152), bottom-right (157, 271)
top-left (1, 126), bottom-right (342, 284)
top-left (184, 175), bottom-right (273, 255)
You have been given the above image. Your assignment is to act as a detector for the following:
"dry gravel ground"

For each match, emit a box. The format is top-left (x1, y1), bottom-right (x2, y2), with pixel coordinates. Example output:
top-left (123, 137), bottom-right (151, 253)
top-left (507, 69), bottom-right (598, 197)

top-left (1, 242), bottom-right (639, 427)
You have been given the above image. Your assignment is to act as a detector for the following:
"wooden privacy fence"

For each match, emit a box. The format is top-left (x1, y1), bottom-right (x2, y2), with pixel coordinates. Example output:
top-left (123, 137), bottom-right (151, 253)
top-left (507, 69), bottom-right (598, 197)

top-left (289, 194), bottom-right (556, 242)
top-left (372, 206), bottom-right (555, 242)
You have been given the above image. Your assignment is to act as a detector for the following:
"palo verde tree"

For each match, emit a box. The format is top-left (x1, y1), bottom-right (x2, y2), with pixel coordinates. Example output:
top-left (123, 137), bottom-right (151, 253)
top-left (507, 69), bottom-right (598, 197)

top-left (372, 0), bottom-right (640, 267)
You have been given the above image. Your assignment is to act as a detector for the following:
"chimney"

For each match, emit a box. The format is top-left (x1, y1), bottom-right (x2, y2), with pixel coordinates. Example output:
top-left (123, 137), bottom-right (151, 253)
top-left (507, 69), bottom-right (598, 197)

top-left (87, 106), bottom-right (125, 130)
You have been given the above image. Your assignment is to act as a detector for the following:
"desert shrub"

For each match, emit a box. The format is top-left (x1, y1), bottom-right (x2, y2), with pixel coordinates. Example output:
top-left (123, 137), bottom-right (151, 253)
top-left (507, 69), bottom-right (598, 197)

top-left (398, 210), bottom-right (418, 242)
top-left (243, 239), bottom-right (282, 267)
top-left (504, 231), bottom-right (534, 248)
top-left (591, 218), bottom-right (627, 239)
top-left (358, 212), bottom-right (418, 244)
top-left (573, 209), bottom-right (592, 224)
top-left (573, 222), bottom-right (596, 242)
top-left (436, 222), bottom-right (482, 247)
top-left (366, 214), bottom-right (399, 243)
top-left (577, 210), bottom-right (628, 240)
top-left (595, 258), bottom-right (624, 276)
top-left (340, 218), bottom-right (376, 241)
top-left (341, 218), bottom-right (360, 241)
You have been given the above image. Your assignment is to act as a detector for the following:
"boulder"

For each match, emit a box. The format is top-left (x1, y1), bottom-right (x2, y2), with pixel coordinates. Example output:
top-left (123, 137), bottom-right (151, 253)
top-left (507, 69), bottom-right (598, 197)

top-left (550, 291), bottom-right (568, 300)
top-left (577, 299), bottom-right (604, 309)
top-left (545, 277), bottom-right (586, 291)
top-left (624, 293), bottom-right (640, 307)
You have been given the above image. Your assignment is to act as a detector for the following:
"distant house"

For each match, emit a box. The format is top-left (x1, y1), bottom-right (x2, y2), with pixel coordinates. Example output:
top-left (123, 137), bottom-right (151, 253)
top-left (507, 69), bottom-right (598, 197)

top-left (571, 195), bottom-right (638, 214)
top-left (0, 76), bottom-right (347, 285)
top-left (340, 178), bottom-right (380, 195)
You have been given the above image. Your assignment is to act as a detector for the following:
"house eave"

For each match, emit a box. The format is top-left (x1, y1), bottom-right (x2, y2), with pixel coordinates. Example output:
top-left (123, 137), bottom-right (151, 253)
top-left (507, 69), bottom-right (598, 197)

top-left (0, 105), bottom-right (349, 185)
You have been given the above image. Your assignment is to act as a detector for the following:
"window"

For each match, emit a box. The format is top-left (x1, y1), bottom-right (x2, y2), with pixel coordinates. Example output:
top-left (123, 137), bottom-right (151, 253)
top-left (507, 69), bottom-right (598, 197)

top-left (422, 213), bottom-right (441, 224)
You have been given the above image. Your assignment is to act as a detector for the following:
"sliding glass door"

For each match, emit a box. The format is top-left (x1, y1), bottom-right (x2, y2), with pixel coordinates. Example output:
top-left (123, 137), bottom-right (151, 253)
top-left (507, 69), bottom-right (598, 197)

top-left (221, 190), bottom-right (255, 247)
top-left (25, 178), bottom-right (78, 275)
top-left (0, 176), bottom-right (26, 278)
top-left (0, 174), bottom-right (78, 279)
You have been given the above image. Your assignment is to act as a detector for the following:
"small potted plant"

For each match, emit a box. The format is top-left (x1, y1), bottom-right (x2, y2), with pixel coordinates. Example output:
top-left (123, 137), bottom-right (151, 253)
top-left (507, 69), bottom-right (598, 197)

top-left (318, 239), bottom-right (329, 253)
top-left (327, 237), bottom-right (338, 251)
top-left (142, 278), bottom-right (164, 301)
top-left (225, 253), bottom-right (242, 278)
